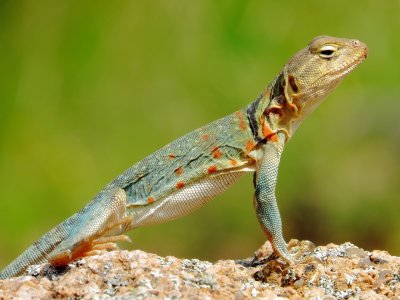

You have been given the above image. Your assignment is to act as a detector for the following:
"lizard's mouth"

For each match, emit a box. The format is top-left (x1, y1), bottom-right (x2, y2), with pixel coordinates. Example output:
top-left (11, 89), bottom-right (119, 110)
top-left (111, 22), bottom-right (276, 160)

top-left (332, 46), bottom-right (368, 76)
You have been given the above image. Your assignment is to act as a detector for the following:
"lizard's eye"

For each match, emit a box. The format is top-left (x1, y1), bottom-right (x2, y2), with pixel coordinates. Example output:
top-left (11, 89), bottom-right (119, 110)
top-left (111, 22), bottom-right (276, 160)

top-left (318, 45), bottom-right (337, 59)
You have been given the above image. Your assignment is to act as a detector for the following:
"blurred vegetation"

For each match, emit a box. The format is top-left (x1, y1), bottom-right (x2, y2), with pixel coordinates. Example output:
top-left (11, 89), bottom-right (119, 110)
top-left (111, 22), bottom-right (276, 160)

top-left (0, 1), bottom-right (399, 268)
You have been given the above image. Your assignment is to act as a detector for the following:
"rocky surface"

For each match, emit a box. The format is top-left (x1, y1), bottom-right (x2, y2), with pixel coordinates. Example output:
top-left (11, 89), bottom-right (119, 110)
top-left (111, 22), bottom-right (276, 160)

top-left (0, 240), bottom-right (399, 299)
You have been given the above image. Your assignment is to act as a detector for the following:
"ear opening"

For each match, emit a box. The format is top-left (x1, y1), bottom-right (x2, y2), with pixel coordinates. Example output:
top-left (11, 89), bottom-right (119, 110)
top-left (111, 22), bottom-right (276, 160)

top-left (288, 75), bottom-right (299, 93)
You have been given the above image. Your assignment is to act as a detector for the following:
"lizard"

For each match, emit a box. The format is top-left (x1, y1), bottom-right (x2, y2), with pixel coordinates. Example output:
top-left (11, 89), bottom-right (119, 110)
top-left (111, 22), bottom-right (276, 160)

top-left (0, 36), bottom-right (367, 279)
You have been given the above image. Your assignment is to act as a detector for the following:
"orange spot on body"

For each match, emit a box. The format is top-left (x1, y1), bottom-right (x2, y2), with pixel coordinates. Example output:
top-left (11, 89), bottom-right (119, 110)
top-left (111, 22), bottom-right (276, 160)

top-left (235, 111), bottom-right (247, 131)
top-left (262, 124), bottom-right (278, 142)
top-left (175, 167), bottom-right (183, 175)
top-left (201, 134), bottom-right (210, 141)
top-left (168, 153), bottom-right (176, 160)
top-left (246, 140), bottom-right (255, 152)
top-left (269, 134), bottom-right (278, 142)
top-left (230, 159), bottom-right (238, 166)
top-left (176, 181), bottom-right (185, 189)
top-left (262, 124), bottom-right (274, 138)
top-left (211, 146), bottom-right (222, 159)
top-left (207, 165), bottom-right (218, 174)
top-left (147, 197), bottom-right (155, 204)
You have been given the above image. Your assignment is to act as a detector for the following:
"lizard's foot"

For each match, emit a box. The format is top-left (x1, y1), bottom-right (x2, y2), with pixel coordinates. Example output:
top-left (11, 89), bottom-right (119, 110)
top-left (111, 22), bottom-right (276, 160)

top-left (251, 239), bottom-right (320, 267)
top-left (48, 189), bottom-right (133, 266)
top-left (286, 239), bottom-right (320, 264)
top-left (51, 235), bottom-right (132, 264)
top-left (49, 224), bottom-right (133, 266)
top-left (83, 234), bottom-right (132, 257)
top-left (269, 239), bottom-right (320, 265)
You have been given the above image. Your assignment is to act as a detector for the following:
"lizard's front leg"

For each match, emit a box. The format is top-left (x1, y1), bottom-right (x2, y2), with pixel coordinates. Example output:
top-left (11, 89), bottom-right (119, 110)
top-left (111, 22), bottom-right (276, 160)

top-left (253, 132), bottom-right (294, 263)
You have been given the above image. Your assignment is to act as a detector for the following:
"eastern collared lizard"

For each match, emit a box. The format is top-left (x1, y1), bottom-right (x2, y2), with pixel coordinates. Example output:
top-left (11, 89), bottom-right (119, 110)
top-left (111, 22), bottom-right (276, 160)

top-left (0, 36), bottom-right (367, 278)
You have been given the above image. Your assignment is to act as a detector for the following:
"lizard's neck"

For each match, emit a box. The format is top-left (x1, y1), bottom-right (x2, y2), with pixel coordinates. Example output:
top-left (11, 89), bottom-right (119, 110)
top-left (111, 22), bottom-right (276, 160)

top-left (246, 89), bottom-right (270, 143)
top-left (246, 72), bottom-right (303, 143)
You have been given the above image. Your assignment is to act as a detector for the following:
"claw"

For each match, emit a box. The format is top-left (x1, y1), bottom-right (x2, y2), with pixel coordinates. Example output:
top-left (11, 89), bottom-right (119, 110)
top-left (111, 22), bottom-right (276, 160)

top-left (94, 234), bottom-right (132, 245)
top-left (82, 250), bottom-right (103, 257)
top-left (92, 242), bottom-right (119, 251)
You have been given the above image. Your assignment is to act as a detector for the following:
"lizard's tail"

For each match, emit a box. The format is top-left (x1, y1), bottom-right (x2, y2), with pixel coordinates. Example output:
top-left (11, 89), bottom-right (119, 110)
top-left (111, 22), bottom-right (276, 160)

top-left (0, 214), bottom-right (79, 279)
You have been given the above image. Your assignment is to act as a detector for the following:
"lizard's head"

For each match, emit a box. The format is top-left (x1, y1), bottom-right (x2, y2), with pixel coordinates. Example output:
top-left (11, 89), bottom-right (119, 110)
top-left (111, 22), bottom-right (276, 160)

top-left (284, 35), bottom-right (367, 115)
top-left (268, 36), bottom-right (368, 137)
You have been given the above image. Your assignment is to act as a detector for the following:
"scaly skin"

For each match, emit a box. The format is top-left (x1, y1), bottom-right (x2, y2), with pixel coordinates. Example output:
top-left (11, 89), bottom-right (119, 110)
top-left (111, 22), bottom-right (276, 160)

top-left (0, 36), bottom-right (367, 279)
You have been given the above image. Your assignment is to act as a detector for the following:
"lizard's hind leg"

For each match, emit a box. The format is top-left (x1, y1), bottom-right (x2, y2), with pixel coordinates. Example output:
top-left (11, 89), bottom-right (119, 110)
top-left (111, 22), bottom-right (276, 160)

top-left (48, 188), bottom-right (133, 266)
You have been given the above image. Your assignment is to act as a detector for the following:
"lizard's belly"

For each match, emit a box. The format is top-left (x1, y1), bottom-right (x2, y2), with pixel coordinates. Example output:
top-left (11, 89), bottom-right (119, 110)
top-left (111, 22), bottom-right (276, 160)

top-left (128, 165), bottom-right (255, 227)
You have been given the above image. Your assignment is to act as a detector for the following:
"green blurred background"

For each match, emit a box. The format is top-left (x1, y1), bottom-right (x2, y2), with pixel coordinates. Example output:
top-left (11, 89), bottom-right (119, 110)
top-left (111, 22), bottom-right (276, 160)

top-left (0, 1), bottom-right (399, 268)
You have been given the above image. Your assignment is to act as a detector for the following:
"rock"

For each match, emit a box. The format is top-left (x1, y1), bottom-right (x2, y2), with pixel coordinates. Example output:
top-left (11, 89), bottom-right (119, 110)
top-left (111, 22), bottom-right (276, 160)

top-left (0, 240), bottom-right (399, 299)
